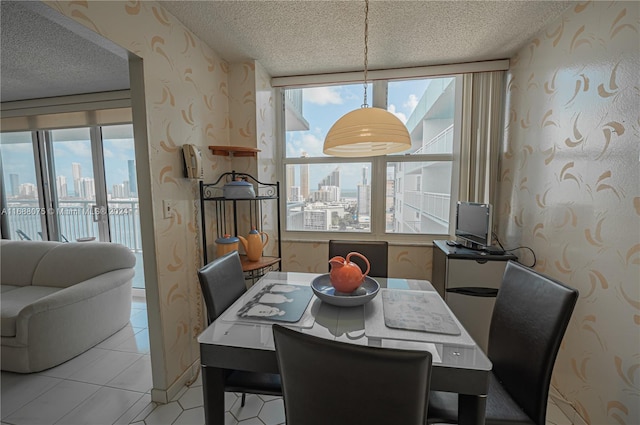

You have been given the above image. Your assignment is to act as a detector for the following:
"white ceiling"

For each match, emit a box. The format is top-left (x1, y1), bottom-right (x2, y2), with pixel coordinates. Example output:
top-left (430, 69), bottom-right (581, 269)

top-left (1, 0), bottom-right (575, 102)
top-left (159, 0), bottom-right (575, 77)
top-left (0, 0), bottom-right (130, 103)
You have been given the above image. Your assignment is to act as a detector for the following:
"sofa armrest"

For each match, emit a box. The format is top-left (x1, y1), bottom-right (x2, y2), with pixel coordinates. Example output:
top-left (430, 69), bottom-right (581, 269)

top-left (13, 269), bottom-right (134, 346)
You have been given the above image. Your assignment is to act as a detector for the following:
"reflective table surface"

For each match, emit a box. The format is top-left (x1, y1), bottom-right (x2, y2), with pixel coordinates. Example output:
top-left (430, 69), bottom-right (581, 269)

top-left (198, 271), bottom-right (492, 425)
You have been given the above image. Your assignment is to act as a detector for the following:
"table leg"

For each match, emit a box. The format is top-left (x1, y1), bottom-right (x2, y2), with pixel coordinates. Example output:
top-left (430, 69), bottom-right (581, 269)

top-left (202, 365), bottom-right (225, 425)
top-left (458, 394), bottom-right (487, 425)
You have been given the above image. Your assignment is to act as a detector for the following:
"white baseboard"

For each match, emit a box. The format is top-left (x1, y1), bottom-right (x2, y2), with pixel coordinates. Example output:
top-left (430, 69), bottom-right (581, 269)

top-left (150, 359), bottom-right (200, 404)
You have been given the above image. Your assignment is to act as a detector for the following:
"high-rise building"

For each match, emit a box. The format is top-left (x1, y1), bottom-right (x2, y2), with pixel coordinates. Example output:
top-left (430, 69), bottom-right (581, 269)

top-left (289, 186), bottom-right (300, 202)
top-left (310, 185), bottom-right (340, 203)
top-left (9, 174), bottom-right (19, 197)
top-left (19, 183), bottom-right (36, 198)
top-left (72, 163), bottom-right (82, 197)
top-left (300, 151), bottom-right (309, 201)
top-left (318, 166), bottom-right (340, 189)
top-left (56, 175), bottom-right (68, 198)
top-left (80, 177), bottom-right (95, 199)
top-left (286, 164), bottom-right (296, 201)
top-left (128, 160), bottom-right (137, 196)
top-left (357, 166), bottom-right (371, 216)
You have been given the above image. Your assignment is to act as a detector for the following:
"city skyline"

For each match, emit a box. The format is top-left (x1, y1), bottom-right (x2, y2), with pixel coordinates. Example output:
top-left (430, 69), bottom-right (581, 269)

top-left (0, 128), bottom-right (137, 201)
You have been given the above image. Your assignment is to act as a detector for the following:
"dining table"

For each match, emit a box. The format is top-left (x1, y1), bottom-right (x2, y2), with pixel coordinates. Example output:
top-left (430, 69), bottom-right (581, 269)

top-left (198, 271), bottom-right (492, 425)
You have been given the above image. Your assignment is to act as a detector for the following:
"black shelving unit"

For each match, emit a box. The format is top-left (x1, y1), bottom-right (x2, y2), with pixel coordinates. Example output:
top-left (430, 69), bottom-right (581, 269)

top-left (199, 171), bottom-right (281, 282)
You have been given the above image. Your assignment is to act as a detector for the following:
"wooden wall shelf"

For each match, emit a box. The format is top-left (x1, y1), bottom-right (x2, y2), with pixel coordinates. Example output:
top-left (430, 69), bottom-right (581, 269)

top-left (209, 146), bottom-right (260, 157)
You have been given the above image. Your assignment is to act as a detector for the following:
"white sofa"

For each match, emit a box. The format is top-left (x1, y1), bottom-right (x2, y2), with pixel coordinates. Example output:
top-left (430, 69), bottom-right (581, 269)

top-left (0, 240), bottom-right (135, 373)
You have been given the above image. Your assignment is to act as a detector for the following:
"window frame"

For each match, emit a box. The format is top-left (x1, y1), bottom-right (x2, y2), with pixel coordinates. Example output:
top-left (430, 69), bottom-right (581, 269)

top-left (277, 75), bottom-right (464, 245)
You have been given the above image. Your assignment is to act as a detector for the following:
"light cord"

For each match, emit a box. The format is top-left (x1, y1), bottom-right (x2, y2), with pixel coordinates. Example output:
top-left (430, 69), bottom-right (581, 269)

top-left (362, 0), bottom-right (369, 108)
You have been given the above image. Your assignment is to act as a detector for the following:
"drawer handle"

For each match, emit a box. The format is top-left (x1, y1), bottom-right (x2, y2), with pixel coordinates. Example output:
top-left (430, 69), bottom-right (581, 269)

top-left (446, 287), bottom-right (498, 297)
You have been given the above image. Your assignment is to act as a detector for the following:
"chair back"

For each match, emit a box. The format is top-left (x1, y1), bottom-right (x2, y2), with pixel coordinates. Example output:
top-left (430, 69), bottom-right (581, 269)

top-left (328, 240), bottom-right (388, 277)
top-left (272, 324), bottom-right (431, 425)
top-left (197, 251), bottom-right (246, 324)
top-left (488, 261), bottom-right (578, 425)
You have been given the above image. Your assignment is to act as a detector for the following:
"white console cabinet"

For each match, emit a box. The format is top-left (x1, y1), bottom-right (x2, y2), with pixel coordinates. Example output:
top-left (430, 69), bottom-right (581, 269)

top-left (432, 240), bottom-right (517, 352)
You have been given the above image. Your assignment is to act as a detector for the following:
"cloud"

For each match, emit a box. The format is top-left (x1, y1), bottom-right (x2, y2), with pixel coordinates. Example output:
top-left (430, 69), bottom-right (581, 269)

top-left (1, 143), bottom-right (33, 154)
top-left (404, 94), bottom-right (419, 112)
top-left (62, 141), bottom-right (92, 158)
top-left (304, 87), bottom-right (344, 105)
top-left (287, 132), bottom-right (324, 157)
top-left (388, 104), bottom-right (407, 124)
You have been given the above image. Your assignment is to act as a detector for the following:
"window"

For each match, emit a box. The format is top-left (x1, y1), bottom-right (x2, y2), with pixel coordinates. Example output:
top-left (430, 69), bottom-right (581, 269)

top-left (282, 76), bottom-right (461, 240)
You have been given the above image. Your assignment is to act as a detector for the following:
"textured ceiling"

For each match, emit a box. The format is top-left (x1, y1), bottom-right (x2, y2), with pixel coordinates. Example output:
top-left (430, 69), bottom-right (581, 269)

top-left (1, 0), bottom-right (575, 103)
top-left (160, 0), bottom-right (575, 77)
top-left (0, 0), bottom-right (130, 103)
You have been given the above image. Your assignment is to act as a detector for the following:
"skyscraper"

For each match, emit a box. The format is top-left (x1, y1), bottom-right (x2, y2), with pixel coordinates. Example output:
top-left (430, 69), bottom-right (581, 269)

top-left (9, 174), bottom-right (19, 197)
top-left (357, 166), bottom-right (371, 217)
top-left (286, 164), bottom-right (296, 201)
top-left (80, 177), bottom-right (95, 199)
top-left (56, 175), bottom-right (68, 198)
top-left (72, 163), bottom-right (82, 197)
top-left (318, 166), bottom-right (340, 189)
top-left (300, 151), bottom-right (309, 201)
top-left (128, 160), bottom-right (137, 196)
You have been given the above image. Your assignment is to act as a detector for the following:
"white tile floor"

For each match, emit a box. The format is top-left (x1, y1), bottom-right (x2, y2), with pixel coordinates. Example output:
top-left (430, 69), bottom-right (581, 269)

top-left (1, 297), bottom-right (574, 425)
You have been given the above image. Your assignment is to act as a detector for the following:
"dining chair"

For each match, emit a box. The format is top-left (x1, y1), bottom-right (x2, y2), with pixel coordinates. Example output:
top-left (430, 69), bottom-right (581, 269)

top-left (427, 260), bottom-right (579, 425)
top-left (272, 323), bottom-right (432, 425)
top-left (197, 251), bottom-right (281, 406)
top-left (328, 240), bottom-right (388, 277)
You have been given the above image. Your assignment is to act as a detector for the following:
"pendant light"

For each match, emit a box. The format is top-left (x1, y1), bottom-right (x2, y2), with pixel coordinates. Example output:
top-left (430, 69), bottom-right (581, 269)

top-left (323, 0), bottom-right (411, 157)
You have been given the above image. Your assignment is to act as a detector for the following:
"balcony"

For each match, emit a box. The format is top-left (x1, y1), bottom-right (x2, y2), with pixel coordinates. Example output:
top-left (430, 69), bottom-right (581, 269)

top-left (402, 191), bottom-right (450, 226)
top-left (284, 89), bottom-right (310, 131)
top-left (414, 124), bottom-right (454, 155)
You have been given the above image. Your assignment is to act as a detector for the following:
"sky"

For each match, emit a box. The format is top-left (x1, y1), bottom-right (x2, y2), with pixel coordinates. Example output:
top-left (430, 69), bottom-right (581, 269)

top-left (285, 78), bottom-right (430, 191)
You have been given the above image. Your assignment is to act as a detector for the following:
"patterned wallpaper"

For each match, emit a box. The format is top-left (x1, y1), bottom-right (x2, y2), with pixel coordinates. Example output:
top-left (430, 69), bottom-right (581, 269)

top-left (45, 0), bottom-right (234, 398)
top-left (497, 2), bottom-right (639, 424)
top-left (225, 61), bottom-right (279, 258)
top-left (282, 242), bottom-right (433, 281)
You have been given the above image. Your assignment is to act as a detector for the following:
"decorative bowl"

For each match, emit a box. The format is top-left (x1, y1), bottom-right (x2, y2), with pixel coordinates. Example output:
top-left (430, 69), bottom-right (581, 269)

top-left (311, 274), bottom-right (380, 307)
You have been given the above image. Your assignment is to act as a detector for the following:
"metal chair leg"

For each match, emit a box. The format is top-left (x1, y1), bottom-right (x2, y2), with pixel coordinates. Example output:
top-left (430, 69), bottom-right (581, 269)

top-left (241, 392), bottom-right (246, 407)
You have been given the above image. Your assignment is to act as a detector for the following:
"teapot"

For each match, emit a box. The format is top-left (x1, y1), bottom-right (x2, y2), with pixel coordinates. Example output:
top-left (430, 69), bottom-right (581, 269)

top-left (215, 234), bottom-right (239, 258)
top-left (238, 227), bottom-right (269, 262)
top-left (328, 252), bottom-right (370, 293)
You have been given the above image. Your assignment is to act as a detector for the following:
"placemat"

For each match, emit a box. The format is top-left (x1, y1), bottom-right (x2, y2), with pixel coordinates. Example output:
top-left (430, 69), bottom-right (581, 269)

top-left (236, 283), bottom-right (314, 323)
top-left (364, 289), bottom-right (476, 346)
top-left (382, 290), bottom-right (461, 335)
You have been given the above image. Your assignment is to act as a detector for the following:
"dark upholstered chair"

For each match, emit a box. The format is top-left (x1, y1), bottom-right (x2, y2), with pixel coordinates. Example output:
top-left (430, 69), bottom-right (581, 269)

top-left (197, 251), bottom-right (281, 406)
top-left (427, 260), bottom-right (579, 425)
top-left (328, 240), bottom-right (389, 277)
top-left (272, 324), bottom-right (432, 425)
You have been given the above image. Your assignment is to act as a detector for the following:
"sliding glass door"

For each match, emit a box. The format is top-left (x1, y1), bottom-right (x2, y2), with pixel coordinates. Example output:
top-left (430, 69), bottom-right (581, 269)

top-left (49, 127), bottom-right (108, 242)
top-left (1, 124), bottom-right (145, 289)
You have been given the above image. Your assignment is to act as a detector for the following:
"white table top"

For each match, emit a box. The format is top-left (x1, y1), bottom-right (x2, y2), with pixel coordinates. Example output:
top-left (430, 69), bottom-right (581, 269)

top-left (198, 271), bottom-right (492, 372)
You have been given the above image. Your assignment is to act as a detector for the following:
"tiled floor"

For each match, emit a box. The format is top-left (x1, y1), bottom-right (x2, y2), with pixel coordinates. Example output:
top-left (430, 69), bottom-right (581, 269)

top-left (1, 297), bottom-right (573, 425)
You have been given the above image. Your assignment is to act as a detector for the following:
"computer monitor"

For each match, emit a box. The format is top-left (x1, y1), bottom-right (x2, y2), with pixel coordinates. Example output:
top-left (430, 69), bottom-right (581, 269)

top-left (454, 201), bottom-right (493, 248)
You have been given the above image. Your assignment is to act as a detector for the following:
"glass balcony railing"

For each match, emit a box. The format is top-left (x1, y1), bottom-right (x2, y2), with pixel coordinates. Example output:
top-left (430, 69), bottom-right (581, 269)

top-left (413, 124), bottom-right (454, 155)
top-left (5, 199), bottom-right (142, 251)
top-left (401, 191), bottom-right (450, 224)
